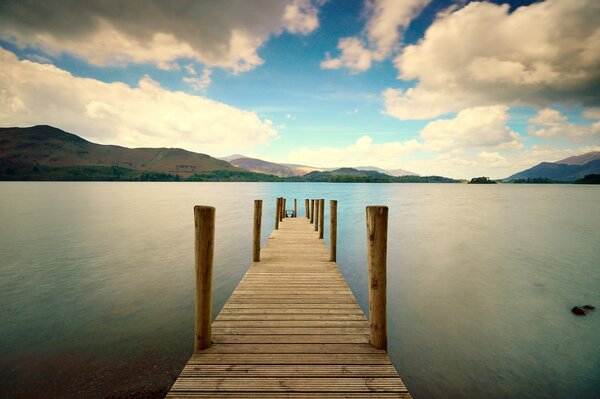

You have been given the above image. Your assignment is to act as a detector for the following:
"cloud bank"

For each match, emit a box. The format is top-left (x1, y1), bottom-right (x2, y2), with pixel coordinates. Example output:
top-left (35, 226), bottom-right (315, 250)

top-left (0, 48), bottom-right (277, 154)
top-left (385, 0), bottom-right (600, 119)
top-left (0, 0), bottom-right (321, 72)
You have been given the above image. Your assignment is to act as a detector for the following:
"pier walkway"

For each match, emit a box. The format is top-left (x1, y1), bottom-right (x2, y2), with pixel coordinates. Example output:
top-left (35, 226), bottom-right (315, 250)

top-left (167, 201), bottom-right (410, 398)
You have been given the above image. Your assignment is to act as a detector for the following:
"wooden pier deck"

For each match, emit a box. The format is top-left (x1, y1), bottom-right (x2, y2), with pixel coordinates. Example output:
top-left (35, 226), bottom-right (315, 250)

top-left (167, 213), bottom-right (410, 398)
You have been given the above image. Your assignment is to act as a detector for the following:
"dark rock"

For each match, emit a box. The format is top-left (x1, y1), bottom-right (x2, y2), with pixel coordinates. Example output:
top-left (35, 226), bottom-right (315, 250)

top-left (583, 305), bottom-right (595, 310)
top-left (571, 306), bottom-right (586, 316)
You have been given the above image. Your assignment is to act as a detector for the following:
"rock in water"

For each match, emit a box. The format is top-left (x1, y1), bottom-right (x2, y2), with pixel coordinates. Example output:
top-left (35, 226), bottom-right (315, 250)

top-left (583, 305), bottom-right (595, 310)
top-left (571, 306), bottom-right (586, 316)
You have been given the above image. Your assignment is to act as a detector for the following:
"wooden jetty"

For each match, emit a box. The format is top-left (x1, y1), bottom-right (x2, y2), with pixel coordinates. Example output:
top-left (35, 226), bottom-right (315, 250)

top-left (166, 198), bottom-right (411, 398)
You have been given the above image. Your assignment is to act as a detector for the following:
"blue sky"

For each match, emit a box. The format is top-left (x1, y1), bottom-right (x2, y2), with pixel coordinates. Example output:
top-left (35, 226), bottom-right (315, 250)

top-left (0, 0), bottom-right (599, 178)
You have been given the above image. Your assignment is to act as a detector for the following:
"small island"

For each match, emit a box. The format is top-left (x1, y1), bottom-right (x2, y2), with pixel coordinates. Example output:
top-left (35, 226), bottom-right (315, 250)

top-left (468, 176), bottom-right (497, 184)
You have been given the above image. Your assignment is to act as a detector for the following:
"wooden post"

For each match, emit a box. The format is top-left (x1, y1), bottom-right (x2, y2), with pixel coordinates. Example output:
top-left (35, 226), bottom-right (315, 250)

top-left (283, 198), bottom-right (287, 219)
top-left (275, 198), bottom-right (280, 230)
top-left (253, 200), bottom-right (262, 262)
top-left (294, 199), bottom-right (297, 218)
top-left (314, 199), bottom-right (319, 231)
top-left (194, 205), bottom-right (215, 351)
top-left (319, 198), bottom-right (325, 239)
top-left (330, 200), bottom-right (337, 261)
top-left (279, 198), bottom-right (284, 222)
top-left (305, 199), bottom-right (309, 219)
top-left (366, 206), bottom-right (388, 351)
top-left (310, 199), bottom-right (315, 224)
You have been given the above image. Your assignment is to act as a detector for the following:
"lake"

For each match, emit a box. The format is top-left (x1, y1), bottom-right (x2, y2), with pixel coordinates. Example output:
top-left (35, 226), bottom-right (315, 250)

top-left (1, 182), bottom-right (599, 398)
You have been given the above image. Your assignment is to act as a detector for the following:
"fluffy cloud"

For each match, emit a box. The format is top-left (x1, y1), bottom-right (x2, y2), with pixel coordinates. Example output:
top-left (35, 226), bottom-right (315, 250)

top-left (283, 0), bottom-right (320, 34)
top-left (419, 106), bottom-right (522, 151)
top-left (285, 135), bottom-right (421, 168)
top-left (528, 108), bottom-right (600, 140)
top-left (386, 0), bottom-right (600, 119)
top-left (183, 69), bottom-right (213, 91)
top-left (321, 0), bottom-right (430, 72)
top-left (0, 0), bottom-right (321, 72)
top-left (0, 48), bottom-right (277, 153)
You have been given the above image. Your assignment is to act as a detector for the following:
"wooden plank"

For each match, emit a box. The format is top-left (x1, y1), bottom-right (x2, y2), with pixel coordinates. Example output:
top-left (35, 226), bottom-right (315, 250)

top-left (178, 364), bottom-right (399, 377)
top-left (212, 335), bottom-right (370, 344)
top-left (170, 377), bottom-right (405, 392)
top-left (168, 217), bottom-right (411, 398)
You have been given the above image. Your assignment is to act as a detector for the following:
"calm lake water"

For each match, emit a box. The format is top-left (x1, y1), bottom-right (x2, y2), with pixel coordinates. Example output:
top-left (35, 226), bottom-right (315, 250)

top-left (1, 182), bottom-right (599, 398)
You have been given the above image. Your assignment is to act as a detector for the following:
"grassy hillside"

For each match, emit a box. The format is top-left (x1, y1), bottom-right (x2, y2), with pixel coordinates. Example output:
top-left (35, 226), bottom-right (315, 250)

top-left (0, 125), bottom-right (239, 177)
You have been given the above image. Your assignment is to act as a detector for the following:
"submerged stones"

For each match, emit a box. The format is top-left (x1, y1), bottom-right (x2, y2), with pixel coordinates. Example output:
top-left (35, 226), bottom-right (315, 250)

top-left (571, 305), bottom-right (595, 316)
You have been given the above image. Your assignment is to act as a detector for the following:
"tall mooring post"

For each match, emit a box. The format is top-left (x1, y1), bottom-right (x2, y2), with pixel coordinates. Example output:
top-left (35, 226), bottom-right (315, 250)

top-left (194, 205), bottom-right (215, 351)
top-left (330, 200), bottom-right (337, 261)
top-left (319, 198), bottom-right (325, 239)
top-left (275, 198), bottom-right (280, 230)
top-left (314, 199), bottom-right (319, 232)
top-left (305, 199), bottom-right (309, 219)
top-left (366, 206), bottom-right (388, 351)
top-left (253, 200), bottom-right (262, 262)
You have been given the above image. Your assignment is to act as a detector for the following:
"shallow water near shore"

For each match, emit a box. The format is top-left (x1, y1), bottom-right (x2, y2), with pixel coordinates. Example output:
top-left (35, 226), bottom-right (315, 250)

top-left (1, 182), bottom-right (599, 398)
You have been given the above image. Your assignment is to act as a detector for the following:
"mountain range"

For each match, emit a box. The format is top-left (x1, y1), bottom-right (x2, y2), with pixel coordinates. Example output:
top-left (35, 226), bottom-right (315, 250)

top-left (219, 154), bottom-right (417, 177)
top-left (506, 152), bottom-right (600, 181)
top-left (2, 125), bottom-right (598, 183)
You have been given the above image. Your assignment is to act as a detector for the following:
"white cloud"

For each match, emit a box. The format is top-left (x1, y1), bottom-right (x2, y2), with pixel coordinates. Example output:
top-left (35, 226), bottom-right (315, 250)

top-left (321, 0), bottom-right (430, 72)
top-left (285, 113), bottom-right (296, 120)
top-left (528, 108), bottom-right (600, 140)
top-left (386, 0), bottom-right (600, 119)
top-left (583, 107), bottom-right (600, 120)
top-left (283, 0), bottom-right (320, 35)
top-left (0, 48), bottom-right (277, 154)
top-left (184, 64), bottom-right (197, 75)
top-left (285, 135), bottom-right (420, 169)
top-left (0, 0), bottom-right (322, 73)
top-left (419, 106), bottom-right (522, 151)
top-left (183, 68), bottom-right (212, 91)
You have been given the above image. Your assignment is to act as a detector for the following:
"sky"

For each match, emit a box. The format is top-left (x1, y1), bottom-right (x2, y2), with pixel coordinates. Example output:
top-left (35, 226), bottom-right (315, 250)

top-left (0, 0), bottom-right (599, 179)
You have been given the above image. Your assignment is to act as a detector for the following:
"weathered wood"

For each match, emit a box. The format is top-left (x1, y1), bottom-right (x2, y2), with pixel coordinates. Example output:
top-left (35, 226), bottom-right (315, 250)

top-left (330, 199), bottom-right (337, 261)
top-left (283, 198), bottom-right (287, 219)
top-left (310, 199), bottom-right (315, 224)
top-left (314, 199), bottom-right (319, 231)
top-left (274, 198), bottom-right (280, 230)
top-left (193, 205), bottom-right (215, 351)
top-left (305, 198), bottom-right (309, 219)
top-left (169, 212), bottom-right (409, 398)
top-left (319, 198), bottom-right (325, 239)
top-left (253, 200), bottom-right (262, 262)
top-left (366, 206), bottom-right (388, 351)
top-left (294, 199), bottom-right (297, 217)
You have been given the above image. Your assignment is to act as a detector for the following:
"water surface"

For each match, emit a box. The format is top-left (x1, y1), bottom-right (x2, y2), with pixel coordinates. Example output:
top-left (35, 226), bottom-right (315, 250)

top-left (1, 182), bottom-right (599, 398)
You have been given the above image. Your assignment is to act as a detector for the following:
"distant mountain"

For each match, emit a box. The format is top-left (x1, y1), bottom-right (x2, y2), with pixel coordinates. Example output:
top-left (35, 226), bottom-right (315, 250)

top-left (230, 157), bottom-right (301, 177)
top-left (555, 151), bottom-right (600, 165)
top-left (507, 154), bottom-right (600, 182)
top-left (219, 154), bottom-right (247, 162)
top-left (0, 125), bottom-right (239, 179)
top-left (355, 165), bottom-right (418, 177)
top-left (291, 167), bottom-right (458, 183)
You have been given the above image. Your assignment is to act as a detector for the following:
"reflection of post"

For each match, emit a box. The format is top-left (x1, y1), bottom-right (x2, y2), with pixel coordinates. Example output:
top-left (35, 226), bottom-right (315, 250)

top-left (194, 205), bottom-right (215, 351)
top-left (366, 206), bottom-right (388, 351)
top-left (275, 198), bottom-right (280, 230)
top-left (330, 200), bottom-right (337, 261)
top-left (294, 199), bottom-right (297, 218)
top-left (314, 199), bottom-right (319, 231)
top-left (310, 199), bottom-right (315, 224)
top-left (319, 198), bottom-right (325, 239)
top-left (253, 200), bottom-right (262, 262)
